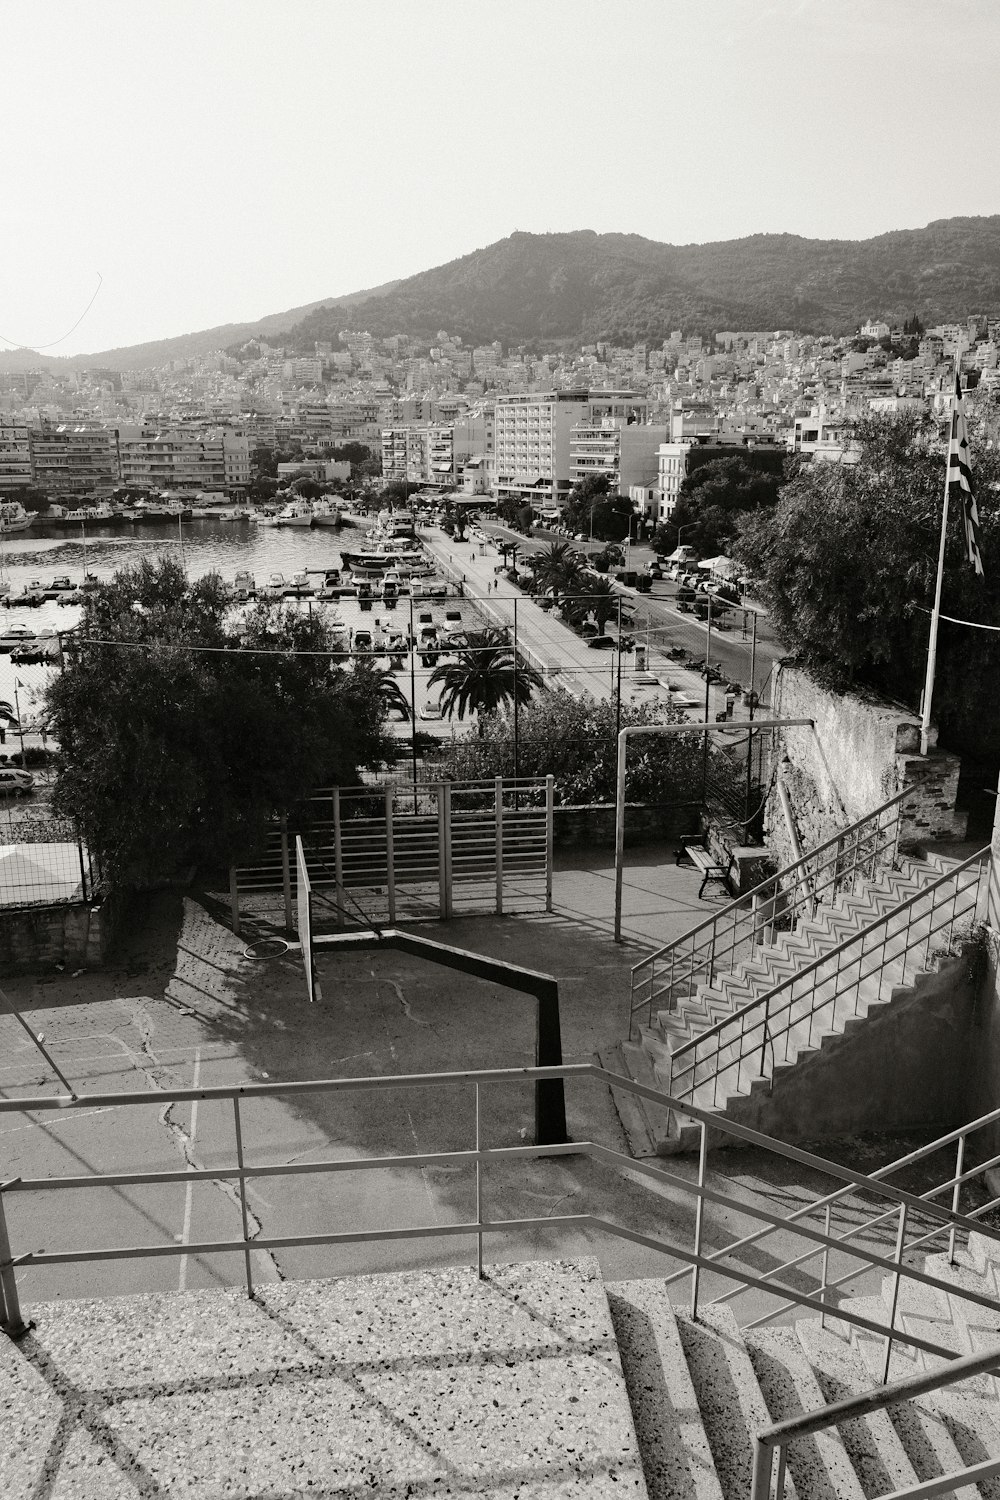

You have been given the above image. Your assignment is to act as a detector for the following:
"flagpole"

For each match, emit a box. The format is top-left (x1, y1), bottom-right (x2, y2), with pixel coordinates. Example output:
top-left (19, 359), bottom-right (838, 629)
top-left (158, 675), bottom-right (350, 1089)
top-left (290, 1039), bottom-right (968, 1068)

top-left (920, 366), bottom-right (958, 755)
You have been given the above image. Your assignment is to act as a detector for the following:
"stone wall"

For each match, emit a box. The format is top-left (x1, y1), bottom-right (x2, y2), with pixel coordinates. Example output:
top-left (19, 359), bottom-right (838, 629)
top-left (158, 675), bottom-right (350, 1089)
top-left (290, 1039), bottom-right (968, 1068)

top-left (551, 802), bottom-right (700, 850)
top-left (768, 665), bottom-right (966, 868)
top-left (0, 889), bottom-right (126, 973)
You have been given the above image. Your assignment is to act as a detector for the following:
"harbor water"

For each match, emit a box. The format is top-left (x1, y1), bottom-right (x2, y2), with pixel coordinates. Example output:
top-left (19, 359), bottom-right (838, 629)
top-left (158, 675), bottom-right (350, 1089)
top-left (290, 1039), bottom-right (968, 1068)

top-left (0, 516), bottom-right (484, 738)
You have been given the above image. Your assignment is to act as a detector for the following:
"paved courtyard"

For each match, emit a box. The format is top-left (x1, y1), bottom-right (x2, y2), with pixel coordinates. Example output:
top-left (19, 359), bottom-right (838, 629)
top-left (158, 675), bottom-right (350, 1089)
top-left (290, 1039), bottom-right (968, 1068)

top-left (0, 849), bottom-right (968, 1333)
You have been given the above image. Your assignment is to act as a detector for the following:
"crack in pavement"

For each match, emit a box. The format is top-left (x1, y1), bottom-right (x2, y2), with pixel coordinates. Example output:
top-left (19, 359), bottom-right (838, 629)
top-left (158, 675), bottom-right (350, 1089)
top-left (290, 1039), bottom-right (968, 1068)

top-left (383, 977), bottom-right (437, 1032)
top-left (113, 994), bottom-right (286, 1283)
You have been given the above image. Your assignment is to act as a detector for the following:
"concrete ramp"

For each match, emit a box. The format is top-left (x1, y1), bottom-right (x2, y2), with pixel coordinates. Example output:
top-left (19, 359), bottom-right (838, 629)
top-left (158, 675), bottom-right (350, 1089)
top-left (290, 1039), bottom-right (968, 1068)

top-left (0, 1258), bottom-right (647, 1498)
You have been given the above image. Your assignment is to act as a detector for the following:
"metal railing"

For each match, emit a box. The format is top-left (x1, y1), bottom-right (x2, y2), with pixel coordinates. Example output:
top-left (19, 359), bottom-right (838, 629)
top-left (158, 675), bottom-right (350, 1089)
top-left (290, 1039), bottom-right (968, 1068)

top-left (669, 845), bottom-right (988, 1107)
top-left (629, 786), bottom-right (910, 1036)
top-left (4, 1061), bottom-right (1000, 1387)
top-left (751, 1343), bottom-right (1000, 1500)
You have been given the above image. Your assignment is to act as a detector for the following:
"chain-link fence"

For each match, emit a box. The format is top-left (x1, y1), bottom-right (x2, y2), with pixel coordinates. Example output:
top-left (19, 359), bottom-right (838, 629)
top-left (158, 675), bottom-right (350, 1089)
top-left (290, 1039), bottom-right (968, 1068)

top-left (0, 800), bottom-right (97, 909)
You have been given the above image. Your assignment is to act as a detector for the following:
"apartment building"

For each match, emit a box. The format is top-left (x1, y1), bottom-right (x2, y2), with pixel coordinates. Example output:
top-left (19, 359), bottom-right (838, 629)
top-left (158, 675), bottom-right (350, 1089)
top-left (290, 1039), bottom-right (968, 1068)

top-left (119, 426), bottom-right (250, 495)
top-left (568, 418), bottom-right (667, 495)
top-left (0, 418), bottom-right (33, 493)
top-left (381, 417), bottom-right (491, 489)
top-left (30, 422), bottom-right (117, 497)
top-left (493, 390), bottom-right (647, 507)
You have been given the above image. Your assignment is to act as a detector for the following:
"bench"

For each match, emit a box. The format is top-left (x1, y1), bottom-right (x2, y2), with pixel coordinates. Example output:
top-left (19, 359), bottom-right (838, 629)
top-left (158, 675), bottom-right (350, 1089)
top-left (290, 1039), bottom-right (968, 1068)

top-left (675, 844), bottom-right (729, 899)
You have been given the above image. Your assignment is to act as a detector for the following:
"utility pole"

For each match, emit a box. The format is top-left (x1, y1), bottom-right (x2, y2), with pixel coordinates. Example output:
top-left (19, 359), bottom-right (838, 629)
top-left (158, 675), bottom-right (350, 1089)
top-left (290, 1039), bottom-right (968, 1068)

top-left (513, 596), bottom-right (520, 778)
top-left (615, 594), bottom-right (624, 737)
top-left (409, 594), bottom-right (418, 811)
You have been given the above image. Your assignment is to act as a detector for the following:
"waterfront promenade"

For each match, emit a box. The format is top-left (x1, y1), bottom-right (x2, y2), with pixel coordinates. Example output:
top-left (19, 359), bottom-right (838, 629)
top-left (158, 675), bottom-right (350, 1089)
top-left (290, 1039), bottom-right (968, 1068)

top-left (419, 523), bottom-right (734, 717)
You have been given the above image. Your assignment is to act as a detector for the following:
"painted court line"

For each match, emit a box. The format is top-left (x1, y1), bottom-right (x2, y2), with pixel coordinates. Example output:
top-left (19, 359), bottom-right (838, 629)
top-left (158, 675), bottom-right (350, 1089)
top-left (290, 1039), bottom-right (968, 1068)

top-left (177, 1047), bottom-right (201, 1292)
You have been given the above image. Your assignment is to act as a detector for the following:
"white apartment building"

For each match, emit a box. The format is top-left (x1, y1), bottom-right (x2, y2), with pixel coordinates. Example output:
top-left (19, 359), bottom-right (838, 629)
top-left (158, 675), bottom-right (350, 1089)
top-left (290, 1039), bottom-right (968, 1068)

top-left (30, 422), bottom-right (117, 497)
top-left (494, 390), bottom-right (646, 507)
top-left (381, 418), bottom-right (491, 489)
top-left (0, 418), bottom-right (33, 493)
top-left (654, 441), bottom-right (693, 521)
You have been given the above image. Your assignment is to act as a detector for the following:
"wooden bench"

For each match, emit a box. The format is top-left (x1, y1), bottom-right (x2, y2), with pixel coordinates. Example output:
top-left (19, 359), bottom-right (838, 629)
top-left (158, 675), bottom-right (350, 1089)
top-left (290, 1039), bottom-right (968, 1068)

top-left (675, 843), bottom-right (729, 899)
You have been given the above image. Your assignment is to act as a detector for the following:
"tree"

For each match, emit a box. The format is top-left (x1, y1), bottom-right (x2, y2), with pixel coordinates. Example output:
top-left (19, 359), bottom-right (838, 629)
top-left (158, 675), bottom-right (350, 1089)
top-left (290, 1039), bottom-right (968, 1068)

top-left (380, 479), bottom-right (411, 506)
top-left (652, 456), bottom-right (786, 558)
top-left (563, 576), bottom-right (632, 635)
top-left (428, 630), bottom-right (543, 722)
top-left (562, 473), bottom-right (635, 541)
top-left (440, 689), bottom-right (708, 804)
top-left (291, 477), bottom-right (322, 499)
top-left (526, 541), bottom-right (586, 603)
top-left (733, 413), bottom-right (1000, 755)
top-left (47, 556), bottom-right (392, 886)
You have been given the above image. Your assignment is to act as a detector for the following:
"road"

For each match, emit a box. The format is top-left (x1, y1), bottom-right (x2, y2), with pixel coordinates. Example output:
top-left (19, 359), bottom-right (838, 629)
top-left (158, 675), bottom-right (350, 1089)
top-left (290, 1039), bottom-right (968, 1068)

top-left (476, 518), bottom-right (786, 709)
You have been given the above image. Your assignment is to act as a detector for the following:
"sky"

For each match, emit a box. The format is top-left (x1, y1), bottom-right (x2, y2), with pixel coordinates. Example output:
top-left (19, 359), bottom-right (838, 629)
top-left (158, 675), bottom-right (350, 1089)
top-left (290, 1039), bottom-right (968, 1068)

top-left (2, 0), bottom-right (999, 357)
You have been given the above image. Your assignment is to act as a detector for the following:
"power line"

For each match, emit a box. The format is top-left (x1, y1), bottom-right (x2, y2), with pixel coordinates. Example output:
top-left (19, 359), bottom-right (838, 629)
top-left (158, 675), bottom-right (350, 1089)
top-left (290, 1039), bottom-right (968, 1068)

top-left (0, 273), bottom-right (104, 351)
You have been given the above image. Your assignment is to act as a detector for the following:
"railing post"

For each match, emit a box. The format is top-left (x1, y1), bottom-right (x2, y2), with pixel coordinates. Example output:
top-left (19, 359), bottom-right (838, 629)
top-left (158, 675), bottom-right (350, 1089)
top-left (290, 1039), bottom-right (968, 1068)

top-left (232, 1095), bottom-right (254, 1299)
top-left (545, 774), bottom-right (554, 913)
top-left (280, 815), bottom-right (293, 935)
top-left (751, 1437), bottom-right (774, 1500)
top-left (820, 1201), bottom-right (832, 1328)
top-left (437, 782), bottom-right (453, 918)
top-left (690, 1120), bottom-right (709, 1319)
top-left (0, 1189), bottom-right (27, 1339)
top-left (333, 788), bottom-right (345, 926)
top-left (229, 866), bottom-right (241, 937)
top-left (950, 1132), bottom-right (966, 1264)
top-left (475, 1082), bottom-right (484, 1280)
top-left (495, 776), bottom-right (504, 916)
top-left (882, 1202), bottom-right (909, 1384)
top-left (384, 785), bottom-right (396, 923)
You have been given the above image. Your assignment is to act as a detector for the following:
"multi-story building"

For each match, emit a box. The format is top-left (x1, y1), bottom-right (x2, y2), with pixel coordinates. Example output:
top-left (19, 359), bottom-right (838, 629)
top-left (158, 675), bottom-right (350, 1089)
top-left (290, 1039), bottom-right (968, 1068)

top-left (568, 418), bottom-right (667, 497)
top-left (30, 421), bottom-right (117, 497)
top-left (118, 426), bottom-right (250, 495)
top-left (0, 418), bottom-right (33, 493)
top-left (493, 390), bottom-right (646, 508)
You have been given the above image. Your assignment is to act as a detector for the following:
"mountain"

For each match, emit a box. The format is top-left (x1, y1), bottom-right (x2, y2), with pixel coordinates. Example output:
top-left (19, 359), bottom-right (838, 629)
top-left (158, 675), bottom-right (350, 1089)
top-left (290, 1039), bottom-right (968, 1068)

top-left (274, 220), bottom-right (1000, 350)
top-left (0, 278), bottom-right (401, 373)
top-left (8, 217), bottom-right (1000, 370)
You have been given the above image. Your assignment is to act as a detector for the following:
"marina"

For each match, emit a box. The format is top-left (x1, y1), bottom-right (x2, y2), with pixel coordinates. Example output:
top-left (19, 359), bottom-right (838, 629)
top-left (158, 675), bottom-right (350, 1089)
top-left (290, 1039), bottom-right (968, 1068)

top-left (0, 511), bottom-right (487, 736)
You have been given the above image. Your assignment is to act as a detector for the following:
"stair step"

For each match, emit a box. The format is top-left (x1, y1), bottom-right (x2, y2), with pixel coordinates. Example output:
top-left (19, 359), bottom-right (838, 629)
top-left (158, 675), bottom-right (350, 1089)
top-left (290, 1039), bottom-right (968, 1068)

top-left (796, 1319), bottom-right (921, 1497)
top-left (606, 1279), bottom-right (724, 1500)
top-left (744, 1324), bottom-right (867, 1499)
top-left (837, 1300), bottom-right (983, 1500)
top-left (612, 1042), bottom-right (675, 1154)
top-left (675, 1302), bottom-right (799, 1500)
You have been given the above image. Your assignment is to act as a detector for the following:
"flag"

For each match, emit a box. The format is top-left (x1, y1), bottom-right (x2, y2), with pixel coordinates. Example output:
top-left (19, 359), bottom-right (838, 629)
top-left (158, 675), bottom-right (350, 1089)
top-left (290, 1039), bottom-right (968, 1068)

top-left (948, 373), bottom-right (984, 575)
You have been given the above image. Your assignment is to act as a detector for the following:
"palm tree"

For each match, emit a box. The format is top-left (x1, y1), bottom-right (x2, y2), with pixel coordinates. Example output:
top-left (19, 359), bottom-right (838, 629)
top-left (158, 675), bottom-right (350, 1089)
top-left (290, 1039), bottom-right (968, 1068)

top-left (429, 629), bottom-right (543, 722)
top-left (356, 662), bottom-right (412, 720)
top-left (561, 577), bottom-right (634, 636)
top-left (526, 541), bottom-right (585, 603)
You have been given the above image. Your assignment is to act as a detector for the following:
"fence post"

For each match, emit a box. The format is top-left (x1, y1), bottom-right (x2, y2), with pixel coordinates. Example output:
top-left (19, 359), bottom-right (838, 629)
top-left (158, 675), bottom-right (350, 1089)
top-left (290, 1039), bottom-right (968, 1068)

top-left (385, 785), bottom-right (396, 924)
top-left (0, 1190), bottom-right (27, 1339)
top-left (229, 866), bottom-right (241, 937)
top-left (232, 1096), bottom-right (255, 1300)
top-left (495, 777), bottom-right (504, 916)
top-left (77, 835), bottom-right (89, 903)
top-left (545, 774), bottom-right (554, 913)
top-left (333, 788), bottom-right (345, 926)
top-left (280, 816), bottom-right (293, 935)
top-left (437, 783), bottom-right (451, 918)
top-left (881, 1203), bottom-right (909, 1384)
top-left (690, 1120), bottom-right (709, 1319)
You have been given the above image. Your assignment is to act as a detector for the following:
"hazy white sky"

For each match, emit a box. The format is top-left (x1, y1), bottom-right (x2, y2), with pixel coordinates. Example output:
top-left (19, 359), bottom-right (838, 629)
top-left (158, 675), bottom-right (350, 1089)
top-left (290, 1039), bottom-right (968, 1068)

top-left (2, 0), bottom-right (998, 355)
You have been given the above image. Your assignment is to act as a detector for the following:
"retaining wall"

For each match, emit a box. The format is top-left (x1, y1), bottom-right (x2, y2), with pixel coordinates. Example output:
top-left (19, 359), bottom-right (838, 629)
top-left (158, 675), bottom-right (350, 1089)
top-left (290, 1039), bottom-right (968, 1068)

top-left (0, 889), bottom-right (126, 973)
top-left (768, 666), bottom-right (966, 867)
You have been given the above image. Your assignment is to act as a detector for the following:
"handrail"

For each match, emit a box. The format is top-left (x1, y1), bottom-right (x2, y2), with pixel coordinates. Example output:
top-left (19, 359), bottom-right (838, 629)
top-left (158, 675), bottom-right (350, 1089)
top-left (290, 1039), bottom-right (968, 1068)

top-left (630, 783), bottom-right (911, 977)
top-left (670, 843), bottom-right (988, 1075)
top-left (751, 1342), bottom-right (1000, 1500)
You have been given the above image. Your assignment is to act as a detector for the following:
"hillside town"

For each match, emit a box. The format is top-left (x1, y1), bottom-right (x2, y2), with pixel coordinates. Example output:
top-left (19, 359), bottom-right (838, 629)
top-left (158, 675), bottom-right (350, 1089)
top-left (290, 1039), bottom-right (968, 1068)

top-left (2, 315), bottom-right (998, 521)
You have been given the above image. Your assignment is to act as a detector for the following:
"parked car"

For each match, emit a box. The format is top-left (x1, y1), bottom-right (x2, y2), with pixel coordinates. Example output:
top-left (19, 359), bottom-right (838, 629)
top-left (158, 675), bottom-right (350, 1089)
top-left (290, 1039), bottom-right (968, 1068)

top-left (587, 635), bottom-right (617, 650)
top-left (0, 768), bottom-right (34, 797)
top-left (420, 700), bottom-right (443, 720)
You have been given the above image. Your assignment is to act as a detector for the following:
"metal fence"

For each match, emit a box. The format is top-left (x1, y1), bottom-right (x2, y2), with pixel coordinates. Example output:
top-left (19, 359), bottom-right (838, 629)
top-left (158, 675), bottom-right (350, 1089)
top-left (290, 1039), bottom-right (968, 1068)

top-left (0, 804), bottom-right (97, 910)
top-left (231, 777), bottom-right (554, 934)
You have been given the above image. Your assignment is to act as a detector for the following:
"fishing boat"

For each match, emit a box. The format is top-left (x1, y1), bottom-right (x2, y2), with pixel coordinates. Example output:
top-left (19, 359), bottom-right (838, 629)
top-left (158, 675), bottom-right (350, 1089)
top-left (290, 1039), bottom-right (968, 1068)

top-left (0, 501), bottom-right (34, 534)
top-left (310, 498), bottom-right (342, 528)
top-left (274, 501), bottom-right (315, 528)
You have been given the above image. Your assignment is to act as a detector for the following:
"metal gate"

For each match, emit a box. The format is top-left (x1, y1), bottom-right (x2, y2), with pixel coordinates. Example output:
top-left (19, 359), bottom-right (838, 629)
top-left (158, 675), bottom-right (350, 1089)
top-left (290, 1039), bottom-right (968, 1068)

top-left (231, 777), bottom-right (553, 935)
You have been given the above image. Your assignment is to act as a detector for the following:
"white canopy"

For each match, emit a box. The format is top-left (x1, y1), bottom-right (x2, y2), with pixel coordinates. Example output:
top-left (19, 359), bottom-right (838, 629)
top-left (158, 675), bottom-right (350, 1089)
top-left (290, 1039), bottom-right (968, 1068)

top-left (698, 554), bottom-right (739, 579)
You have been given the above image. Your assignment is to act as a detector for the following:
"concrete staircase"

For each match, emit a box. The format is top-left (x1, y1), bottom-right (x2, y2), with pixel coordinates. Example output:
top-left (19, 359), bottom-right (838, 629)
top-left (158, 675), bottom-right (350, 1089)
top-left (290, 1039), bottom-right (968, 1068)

top-left (609, 1249), bottom-right (1000, 1499)
top-left (8, 1253), bottom-right (999, 1498)
top-left (613, 850), bottom-right (984, 1155)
